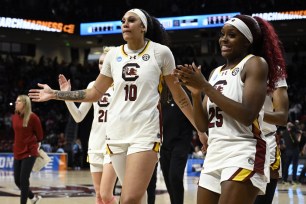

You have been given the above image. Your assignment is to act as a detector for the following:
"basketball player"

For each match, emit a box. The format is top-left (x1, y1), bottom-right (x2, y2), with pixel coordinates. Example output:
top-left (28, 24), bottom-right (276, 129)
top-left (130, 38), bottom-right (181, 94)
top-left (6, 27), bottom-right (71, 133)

top-left (253, 17), bottom-right (289, 204)
top-left (58, 47), bottom-right (117, 204)
top-left (174, 15), bottom-right (287, 204)
top-left (29, 8), bottom-right (200, 204)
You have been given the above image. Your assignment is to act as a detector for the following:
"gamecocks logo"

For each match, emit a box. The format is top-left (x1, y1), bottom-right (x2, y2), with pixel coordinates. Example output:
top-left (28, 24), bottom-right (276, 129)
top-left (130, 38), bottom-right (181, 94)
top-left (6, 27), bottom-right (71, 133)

top-left (122, 63), bottom-right (139, 81)
top-left (97, 93), bottom-right (111, 107)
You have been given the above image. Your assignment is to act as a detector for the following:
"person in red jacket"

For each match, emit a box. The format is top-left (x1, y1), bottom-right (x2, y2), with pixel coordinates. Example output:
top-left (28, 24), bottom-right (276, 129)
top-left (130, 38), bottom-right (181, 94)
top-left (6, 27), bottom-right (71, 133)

top-left (12, 95), bottom-right (43, 204)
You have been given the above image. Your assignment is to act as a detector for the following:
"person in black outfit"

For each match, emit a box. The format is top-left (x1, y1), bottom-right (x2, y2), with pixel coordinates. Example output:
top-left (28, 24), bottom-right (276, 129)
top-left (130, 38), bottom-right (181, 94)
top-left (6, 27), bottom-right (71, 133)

top-left (279, 128), bottom-right (287, 182)
top-left (147, 163), bottom-right (158, 204)
top-left (282, 122), bottom-right (302, 184)
top-left (159, 85), bottom-right (194, 204)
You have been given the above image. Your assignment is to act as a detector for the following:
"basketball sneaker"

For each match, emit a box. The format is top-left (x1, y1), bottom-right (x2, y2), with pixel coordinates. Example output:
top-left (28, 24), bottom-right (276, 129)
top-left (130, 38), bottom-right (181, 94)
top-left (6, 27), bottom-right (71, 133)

top-left (31, 195), bottom-right (42, 204)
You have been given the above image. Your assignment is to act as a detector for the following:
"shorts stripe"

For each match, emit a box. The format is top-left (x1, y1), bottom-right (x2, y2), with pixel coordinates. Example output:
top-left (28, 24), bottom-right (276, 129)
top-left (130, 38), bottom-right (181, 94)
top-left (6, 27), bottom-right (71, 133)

top-left (271, 146), bottom-right (281, 170)
top-left (252, 119), bottom-right (266, 175)
top-left (152, 142), bottom-right (160, 153)
top-left (229, 168), bottom-right (255, 182)
top-left (106, 144), bottom-right (113, 155)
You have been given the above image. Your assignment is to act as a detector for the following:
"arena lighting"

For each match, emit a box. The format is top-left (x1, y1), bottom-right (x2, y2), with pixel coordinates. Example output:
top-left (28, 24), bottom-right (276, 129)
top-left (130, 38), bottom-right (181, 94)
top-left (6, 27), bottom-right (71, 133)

top-left (80, 12), bottom-right (240, 36)
top-left (0, 17), bottom-right (75, 34)
top-left (252, 10), bottom-right (306, 21)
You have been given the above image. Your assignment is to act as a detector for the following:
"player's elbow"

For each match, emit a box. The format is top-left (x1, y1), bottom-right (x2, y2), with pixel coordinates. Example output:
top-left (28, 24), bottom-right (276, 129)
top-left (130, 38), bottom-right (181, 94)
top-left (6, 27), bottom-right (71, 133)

top-left (240, 115), bottom-right (257, 127)
top-left (278, 117), bottom-right (288, 126)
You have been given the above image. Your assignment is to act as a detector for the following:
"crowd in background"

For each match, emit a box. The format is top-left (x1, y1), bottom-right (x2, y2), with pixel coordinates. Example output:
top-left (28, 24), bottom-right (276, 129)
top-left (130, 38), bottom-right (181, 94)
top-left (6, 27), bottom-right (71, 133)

top-left (0, 55), bottom-right (97, 154)
top-left (0, 48), bottom-right (305, 157)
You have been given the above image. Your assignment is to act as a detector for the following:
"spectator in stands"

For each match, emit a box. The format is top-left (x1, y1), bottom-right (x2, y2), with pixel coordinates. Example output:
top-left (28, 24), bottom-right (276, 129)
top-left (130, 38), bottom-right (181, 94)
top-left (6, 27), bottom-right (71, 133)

top-left (73, 138), bottom-right (83, 170)
top-left (288, 102), bottom-right (302, 122)
top-left (56, 132), bottom-right (67, 153)
top-left (41, 143), bottom-right (52, 153)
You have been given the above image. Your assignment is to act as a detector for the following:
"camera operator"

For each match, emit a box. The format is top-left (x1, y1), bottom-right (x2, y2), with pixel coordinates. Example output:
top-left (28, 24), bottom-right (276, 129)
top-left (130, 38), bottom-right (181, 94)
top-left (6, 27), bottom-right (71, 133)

top-left (282, 122), bottom-right (302, 184)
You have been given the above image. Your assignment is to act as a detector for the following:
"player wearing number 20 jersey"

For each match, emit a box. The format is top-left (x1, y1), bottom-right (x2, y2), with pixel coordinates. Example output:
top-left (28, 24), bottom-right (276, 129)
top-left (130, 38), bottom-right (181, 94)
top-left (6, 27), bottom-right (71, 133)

top-left (101, 40), bottom-right (175, 144)
top-left (204, 54), bottom-right (270, 181)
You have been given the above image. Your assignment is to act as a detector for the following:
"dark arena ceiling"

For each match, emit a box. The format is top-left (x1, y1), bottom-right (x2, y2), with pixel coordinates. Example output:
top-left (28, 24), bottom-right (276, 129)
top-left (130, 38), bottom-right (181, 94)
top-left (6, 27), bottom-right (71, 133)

top-left (0, 0), bottom-right (306, 52)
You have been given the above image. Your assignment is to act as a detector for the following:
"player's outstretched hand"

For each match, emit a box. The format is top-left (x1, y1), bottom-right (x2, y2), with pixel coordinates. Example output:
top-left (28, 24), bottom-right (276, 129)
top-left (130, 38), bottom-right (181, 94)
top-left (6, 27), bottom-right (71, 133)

top-left (28, 83), bottom-right (55, 102)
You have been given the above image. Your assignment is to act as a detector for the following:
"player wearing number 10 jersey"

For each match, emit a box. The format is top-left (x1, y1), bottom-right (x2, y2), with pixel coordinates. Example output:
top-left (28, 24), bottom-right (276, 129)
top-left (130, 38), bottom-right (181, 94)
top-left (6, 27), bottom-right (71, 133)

top-left (101, 40), bottom-right (174, 144)
top-left (28, 9), bottom-right (197, 203)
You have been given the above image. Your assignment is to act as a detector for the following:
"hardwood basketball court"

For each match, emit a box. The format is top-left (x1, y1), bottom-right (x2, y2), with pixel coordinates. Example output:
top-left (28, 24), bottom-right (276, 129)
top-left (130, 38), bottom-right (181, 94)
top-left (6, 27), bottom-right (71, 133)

top-left (0, 168), bottom-right (305, 204)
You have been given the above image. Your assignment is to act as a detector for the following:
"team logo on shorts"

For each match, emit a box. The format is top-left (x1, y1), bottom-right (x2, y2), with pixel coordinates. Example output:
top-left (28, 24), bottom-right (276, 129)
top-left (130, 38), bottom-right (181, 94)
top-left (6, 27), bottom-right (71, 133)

top-left (142, 54), bottom-right (150, 61)
top-left (117, 56), bottom-right (122, 62)
top-left (232, 67), bottom-right (239, 76)
top-left (248, 158), bottom-right (254, 165)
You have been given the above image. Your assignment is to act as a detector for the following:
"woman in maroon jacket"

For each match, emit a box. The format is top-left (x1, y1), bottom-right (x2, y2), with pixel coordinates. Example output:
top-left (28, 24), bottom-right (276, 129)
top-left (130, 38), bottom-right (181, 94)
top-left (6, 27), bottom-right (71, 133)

top-left (12, 95), bottom-right (43, 204)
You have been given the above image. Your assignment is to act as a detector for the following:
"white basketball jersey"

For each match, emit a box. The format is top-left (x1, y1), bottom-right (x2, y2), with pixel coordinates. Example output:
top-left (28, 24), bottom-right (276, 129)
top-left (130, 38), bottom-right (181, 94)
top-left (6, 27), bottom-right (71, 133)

top-left (262, 78), bottom-right (287, 176)
top-left (87, 82), bottom-right (113, 154)
top-left (205, 55), bottom-right (269, 180)
top-left (101, 41), bottom-right (175, 144)
top-left (262, 78), bottom-right (288, 135)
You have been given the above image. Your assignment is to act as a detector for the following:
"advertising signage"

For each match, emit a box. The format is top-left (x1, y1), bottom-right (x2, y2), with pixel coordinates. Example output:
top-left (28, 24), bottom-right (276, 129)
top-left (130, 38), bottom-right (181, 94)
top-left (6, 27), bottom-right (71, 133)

top-left (80, 12), bottom-right (240, 36)
top-left (252, 10), bottom-right (306, 21)
top-left (0, 17), bottom-right (75, 34)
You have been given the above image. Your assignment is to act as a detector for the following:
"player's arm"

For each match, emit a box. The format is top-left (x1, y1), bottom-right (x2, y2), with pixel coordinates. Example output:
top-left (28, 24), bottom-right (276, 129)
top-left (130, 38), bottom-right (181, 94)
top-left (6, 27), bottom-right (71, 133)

top-left (264, 86), bottom-right (288, 126)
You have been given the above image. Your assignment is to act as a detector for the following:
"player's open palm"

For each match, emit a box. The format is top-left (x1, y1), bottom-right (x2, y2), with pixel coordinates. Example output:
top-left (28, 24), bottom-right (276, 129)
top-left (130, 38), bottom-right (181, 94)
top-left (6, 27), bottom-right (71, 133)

top-left (58, 74), bottom-right (71, 91)
top-left (28, 83), bottom-right (54, 102)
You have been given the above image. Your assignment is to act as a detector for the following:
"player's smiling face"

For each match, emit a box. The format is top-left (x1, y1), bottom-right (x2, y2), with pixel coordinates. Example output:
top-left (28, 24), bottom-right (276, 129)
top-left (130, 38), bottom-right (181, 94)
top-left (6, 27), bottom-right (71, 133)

top-left (219, 24), bottom-right (250, 61)
top-left (121, 12), bottom-right (145, 41)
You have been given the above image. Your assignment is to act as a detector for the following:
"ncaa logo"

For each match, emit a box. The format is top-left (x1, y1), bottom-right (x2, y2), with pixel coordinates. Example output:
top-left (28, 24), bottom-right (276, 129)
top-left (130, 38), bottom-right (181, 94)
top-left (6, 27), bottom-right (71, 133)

top-left (142, 54), bottom-right (150, 61)
top-left (117, 56), bottom-right (122, 62)
top-left (232, 67), bottom-right (239, 76)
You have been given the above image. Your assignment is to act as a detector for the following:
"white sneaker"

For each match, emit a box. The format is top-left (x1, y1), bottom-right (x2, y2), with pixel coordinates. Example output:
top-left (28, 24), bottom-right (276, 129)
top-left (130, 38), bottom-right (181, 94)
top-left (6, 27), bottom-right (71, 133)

top-left (31, 195), bottom-right (42, 204)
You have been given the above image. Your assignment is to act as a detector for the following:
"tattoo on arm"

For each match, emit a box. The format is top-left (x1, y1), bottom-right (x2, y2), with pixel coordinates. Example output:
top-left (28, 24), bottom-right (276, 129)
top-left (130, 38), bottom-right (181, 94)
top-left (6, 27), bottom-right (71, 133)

top-left (55, 90), bottom-right (86, 100)
top-left (178, 97), bottom-right (189, 109)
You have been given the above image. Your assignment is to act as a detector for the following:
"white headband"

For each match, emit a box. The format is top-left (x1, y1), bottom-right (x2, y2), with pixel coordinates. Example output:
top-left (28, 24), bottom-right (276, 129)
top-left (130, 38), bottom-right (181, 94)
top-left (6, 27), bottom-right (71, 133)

top-left (225, 18), bottom-right (253, 43)
top-left (128, 9), bottom-right (148, 32)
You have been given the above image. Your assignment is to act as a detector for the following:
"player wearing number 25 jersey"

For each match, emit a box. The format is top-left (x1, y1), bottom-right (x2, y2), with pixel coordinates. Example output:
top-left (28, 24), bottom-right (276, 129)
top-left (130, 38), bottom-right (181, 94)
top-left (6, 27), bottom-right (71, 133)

top-left (101, 40), bottom-right (174, 144)
top-left (204, 54), bottom-right (270, 185)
